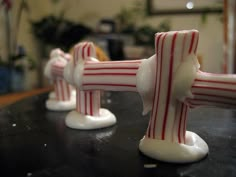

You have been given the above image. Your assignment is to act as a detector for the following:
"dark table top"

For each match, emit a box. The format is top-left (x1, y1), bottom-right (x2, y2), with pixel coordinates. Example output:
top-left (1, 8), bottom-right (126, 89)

top-left (0, 92), bottom-right (235, 177)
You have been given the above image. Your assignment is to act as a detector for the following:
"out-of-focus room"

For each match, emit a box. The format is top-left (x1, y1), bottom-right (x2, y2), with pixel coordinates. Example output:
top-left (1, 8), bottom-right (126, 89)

top-left (0, 0), bottom-right (235, 105)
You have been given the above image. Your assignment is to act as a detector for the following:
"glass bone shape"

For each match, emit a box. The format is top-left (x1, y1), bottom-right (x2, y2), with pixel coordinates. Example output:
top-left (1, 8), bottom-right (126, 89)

top-left (44, 48), bottom-right (75, 111)
top-left (68, 30), bottom-right (236, 163)
top-left (63, 42), bottom-right (116, 130)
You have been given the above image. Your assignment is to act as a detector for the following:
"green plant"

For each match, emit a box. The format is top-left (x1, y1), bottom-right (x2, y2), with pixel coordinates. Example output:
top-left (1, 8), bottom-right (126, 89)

top-left (31, 16), bottom-right (92, 51)
top-left (115, 0), bottom-right (147, 33)
top-left (114, 0), bottom-right (171, 46)
top-left (134, 20), bottom-right (171, 46)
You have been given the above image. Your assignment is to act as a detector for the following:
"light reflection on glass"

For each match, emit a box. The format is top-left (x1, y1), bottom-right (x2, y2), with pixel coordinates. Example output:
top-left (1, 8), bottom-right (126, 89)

top-left (186, 1), bottom-right (194, 9)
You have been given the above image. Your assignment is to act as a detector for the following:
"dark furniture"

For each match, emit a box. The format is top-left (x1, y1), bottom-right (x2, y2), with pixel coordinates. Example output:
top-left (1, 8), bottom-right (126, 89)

top-left (0, 92), bottom-right (235, 177)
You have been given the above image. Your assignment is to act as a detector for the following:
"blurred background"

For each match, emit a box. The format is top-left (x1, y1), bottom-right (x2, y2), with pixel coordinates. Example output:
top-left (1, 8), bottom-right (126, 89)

top-left (0, 0), bottom-right (235, 95)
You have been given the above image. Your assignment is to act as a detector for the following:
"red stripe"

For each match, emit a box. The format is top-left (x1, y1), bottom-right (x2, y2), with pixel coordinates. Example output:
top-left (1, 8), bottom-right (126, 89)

top-left (82, 43), bottom-right (88, 60)
top-left (87, 43), bottom-right (91, 57)
top-left (53, 65), bottom-right (64, 69)
top-left (84, 67), bottom-right (139, 70)
top-left (189, 98), bottom-right (236, 106)
top-left (153, 34), bottom-right (166, 138)
top-left (195, 78), bottom-right (236, 85)
top-left (60, 80), bottom-right (65, 101)
top-left (86, 60), bottom-right (142, 65)
top-left (188, 32), bottom-right (195, 54)
top-left (181, 33), bottom-right (187, 62)
top-left (56, 80), bottom-right (60, 100)
top-left (151, 33), bottom-right (164, 138)
top-left (147, 34), bottom-right (162, 138)
top-left (198, 71), bottom-right (235, 76)
top-left (192, 85), bottom-right (236, 92)
top-left (64, 82), bottom-right (68, 100)
top-left (188, 99), bottom-right (236, 108)
top-left (192, 92), bottom-right (236, 100)
top-left (194, 33), bottom-right (199, 54)
top-left (52, 65), bottom-right (64, 70)
top-left (162, 32), bottom-right (177, 140)
top-left (54, 80), bottom-right (59, 100)
top-left (57, 80), bottom-right (61, 100)
top-left (84, 73), bottom-right (136, 76)
top-left (84, 92), bottom-right (87, 114)
top-left (83, 83), bottom-right (136, 87)
top-left (147, 121), bottom-right (152, 138)
top-left (97, 91), bottom-right (101, 116)
top-left (178, 104), bottom-right (184, 143)
top-left (90, 92), bottom-right (93, 115)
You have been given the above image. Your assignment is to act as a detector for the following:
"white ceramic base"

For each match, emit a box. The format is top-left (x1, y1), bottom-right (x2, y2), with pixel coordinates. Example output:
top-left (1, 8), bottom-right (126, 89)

top-left (46, 98), bottom-right (76, 111)
top-left (139, 131), bottom-right (208, 163)
top-left (65, 108), bottom-right (116, 130)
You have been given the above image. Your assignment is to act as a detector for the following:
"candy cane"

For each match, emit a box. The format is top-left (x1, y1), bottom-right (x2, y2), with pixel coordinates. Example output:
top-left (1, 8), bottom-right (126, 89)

top-left (44, 49), bottom-right (75, 111)
top-left (73, 42), bottom-right (101, 116)
top-left (51, 61), bottom-right (72, 101)
top-left (81, 60), bottom-right (142, 92)
top-left (64, 42), bottom-right (116, 130)
top-left (145, 30), bottom-right (199, 143)
top-left (174, 74), bottom-right (236, 145)
top-left (187, 70), bottom-right (236, 108)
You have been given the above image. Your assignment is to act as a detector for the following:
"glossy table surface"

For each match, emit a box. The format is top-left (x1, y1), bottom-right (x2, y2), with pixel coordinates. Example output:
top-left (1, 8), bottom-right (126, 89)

top-left (0, 92), bottom-right (235, 177)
